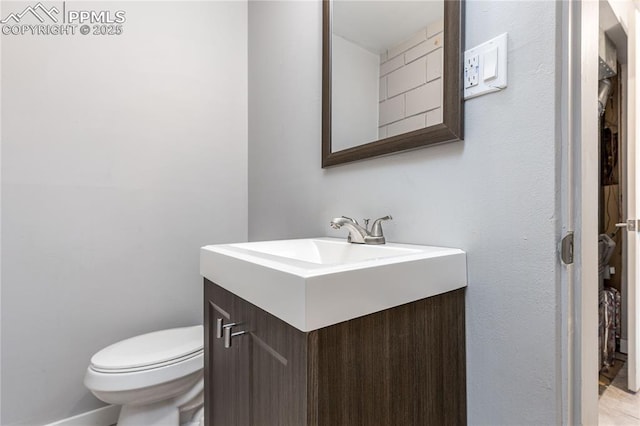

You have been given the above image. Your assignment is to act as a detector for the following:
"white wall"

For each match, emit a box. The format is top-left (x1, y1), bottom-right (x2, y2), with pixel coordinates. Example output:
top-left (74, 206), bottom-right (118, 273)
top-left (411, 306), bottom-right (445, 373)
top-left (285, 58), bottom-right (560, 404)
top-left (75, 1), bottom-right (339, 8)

top-left (248, 1), bottom-right (561, 424)
top-left (1, 1), bottom-right (247, 425)
top-left (331, 34), bottom-right (379, 151)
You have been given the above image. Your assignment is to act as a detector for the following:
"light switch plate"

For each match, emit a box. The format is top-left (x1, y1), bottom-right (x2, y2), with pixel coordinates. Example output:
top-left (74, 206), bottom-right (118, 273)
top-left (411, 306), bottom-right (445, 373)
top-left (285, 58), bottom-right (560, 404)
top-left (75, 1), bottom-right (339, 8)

top-left (464, 33), bottom-right (508, 99)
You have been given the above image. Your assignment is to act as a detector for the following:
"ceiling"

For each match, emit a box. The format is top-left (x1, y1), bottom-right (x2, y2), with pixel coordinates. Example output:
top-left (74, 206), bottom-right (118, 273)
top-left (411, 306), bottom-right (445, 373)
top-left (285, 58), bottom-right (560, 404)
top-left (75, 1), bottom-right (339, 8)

top-left (332, 0), bottom-right (444, 54)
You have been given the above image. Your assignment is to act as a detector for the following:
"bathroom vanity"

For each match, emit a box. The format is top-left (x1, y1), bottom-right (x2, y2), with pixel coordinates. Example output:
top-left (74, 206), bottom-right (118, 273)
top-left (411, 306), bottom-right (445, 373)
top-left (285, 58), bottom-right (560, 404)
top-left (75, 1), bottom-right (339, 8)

top-left (201, 238), bottom-right (467, 425)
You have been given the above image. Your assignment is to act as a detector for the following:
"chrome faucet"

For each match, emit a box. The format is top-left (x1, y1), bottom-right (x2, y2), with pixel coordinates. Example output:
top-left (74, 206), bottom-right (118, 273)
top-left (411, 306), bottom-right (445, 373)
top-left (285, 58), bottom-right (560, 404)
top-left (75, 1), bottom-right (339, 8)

top-left (330, 215), bottom-right (392, 244)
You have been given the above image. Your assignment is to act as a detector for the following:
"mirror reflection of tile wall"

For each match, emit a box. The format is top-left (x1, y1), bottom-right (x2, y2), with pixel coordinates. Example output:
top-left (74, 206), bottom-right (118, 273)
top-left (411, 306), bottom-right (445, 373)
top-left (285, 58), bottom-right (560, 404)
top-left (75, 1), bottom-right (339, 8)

top-left (378, 20), bottom-right (444, 139)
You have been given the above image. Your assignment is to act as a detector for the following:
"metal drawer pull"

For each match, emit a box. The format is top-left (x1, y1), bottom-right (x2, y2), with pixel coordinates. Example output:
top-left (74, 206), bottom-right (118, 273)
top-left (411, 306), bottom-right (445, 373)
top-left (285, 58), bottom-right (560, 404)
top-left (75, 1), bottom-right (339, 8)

top-left (215, 318), bottom-right (224, 339)
top-left (223, 322), bottom-right (247, 348)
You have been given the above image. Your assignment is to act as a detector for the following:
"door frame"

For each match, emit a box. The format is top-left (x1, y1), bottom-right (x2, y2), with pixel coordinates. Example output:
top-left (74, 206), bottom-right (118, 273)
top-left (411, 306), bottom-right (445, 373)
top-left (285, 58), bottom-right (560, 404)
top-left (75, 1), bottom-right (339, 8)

top-left (626, 4), bottom-right (639, 395)
top-left (573, 1), bottom-right (600, 423)
top-left (565, 1), bottom-right (639, 424)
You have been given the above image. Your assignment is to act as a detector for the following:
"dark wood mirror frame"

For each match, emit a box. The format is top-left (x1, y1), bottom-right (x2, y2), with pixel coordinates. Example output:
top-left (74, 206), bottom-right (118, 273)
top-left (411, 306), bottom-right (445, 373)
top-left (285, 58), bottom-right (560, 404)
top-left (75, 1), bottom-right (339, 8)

top-left (322, 0), bottom-right (464, 168)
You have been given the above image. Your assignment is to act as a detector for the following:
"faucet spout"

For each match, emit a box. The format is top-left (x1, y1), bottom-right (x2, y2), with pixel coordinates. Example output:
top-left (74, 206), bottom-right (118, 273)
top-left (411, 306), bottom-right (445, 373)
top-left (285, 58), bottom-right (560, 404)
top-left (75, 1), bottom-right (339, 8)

top-left (329, 217), bottom-right (368, 244)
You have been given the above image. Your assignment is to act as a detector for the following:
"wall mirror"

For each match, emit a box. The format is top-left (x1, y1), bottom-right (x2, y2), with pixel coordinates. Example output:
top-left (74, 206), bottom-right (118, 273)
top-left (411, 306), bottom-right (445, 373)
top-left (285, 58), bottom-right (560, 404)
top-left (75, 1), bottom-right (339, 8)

top-left (322, 0), bottom-right (463, 167)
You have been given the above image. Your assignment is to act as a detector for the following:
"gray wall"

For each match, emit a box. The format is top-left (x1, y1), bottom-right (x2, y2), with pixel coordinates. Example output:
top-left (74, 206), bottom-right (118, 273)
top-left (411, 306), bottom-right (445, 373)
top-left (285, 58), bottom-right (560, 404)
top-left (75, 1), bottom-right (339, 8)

top-left (1, 2), bottom-right (247, 425)
top-left (248, 1), bottom-right (561, 425)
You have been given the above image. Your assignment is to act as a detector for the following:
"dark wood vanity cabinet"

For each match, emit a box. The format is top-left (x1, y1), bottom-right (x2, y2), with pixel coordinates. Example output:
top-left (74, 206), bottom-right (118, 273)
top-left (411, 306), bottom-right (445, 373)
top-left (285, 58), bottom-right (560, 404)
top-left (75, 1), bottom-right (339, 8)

top-left (204, 278), bottom-right (466, 426)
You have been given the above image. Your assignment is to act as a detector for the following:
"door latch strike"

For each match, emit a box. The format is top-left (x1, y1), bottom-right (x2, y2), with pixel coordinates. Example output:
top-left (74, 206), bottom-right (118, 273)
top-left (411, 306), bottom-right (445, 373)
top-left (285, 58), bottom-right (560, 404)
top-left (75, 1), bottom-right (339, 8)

top-left (561, 232), bottom-right (574, 265)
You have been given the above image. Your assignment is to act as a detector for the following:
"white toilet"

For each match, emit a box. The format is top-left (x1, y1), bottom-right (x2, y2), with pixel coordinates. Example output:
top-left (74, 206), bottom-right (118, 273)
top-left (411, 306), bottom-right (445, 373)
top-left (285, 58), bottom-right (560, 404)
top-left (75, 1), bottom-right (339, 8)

top-left (84, 325), bottom-right (205, 426)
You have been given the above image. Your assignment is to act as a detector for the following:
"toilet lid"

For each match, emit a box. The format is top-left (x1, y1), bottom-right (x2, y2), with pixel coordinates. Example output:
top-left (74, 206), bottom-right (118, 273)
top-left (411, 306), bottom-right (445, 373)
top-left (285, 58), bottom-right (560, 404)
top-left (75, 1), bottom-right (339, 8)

top-left (91, 325), bottom-right (203, 371)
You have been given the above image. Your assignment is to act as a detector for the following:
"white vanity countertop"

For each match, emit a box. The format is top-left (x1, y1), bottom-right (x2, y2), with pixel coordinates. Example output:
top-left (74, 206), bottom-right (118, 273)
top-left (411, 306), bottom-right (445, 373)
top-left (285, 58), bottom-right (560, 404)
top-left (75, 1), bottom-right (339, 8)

top-left (200, 237), bottom-right (467, 332)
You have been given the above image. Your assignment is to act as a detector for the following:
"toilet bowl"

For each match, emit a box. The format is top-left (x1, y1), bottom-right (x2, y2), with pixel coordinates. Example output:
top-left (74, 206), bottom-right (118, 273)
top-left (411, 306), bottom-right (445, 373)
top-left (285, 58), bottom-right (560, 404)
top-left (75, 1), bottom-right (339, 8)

top-left (84, 325), bottom-right (204, 426)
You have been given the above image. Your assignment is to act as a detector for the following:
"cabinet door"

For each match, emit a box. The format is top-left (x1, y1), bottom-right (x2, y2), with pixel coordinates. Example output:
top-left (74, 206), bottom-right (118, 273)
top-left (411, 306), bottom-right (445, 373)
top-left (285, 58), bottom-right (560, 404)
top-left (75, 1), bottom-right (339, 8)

top-left (205, 280), bottom-right (308, 426)
top-left (204, 280), bottom-right (250, 426)
top-left (240, 296), bottom-right (308, 426)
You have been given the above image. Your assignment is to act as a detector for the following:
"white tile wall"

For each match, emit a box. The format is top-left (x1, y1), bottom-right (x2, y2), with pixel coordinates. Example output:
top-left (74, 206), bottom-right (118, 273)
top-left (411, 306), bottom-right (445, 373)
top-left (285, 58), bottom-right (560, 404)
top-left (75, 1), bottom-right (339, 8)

top-left (405, 79), bottom-right (441, 115)
top-left (387, 57), bottom-right (427, 98)
top-left (378, 19), bottom-right (444, 137)
top-left (387, 113), bottom-right (426, 137)
top-left (405, 33), bottom-right (443, 63)
top-left (427, 19), bottom-right (444, 38)
top-left (379, 77), bottom-right (387, 102)
top-left (379, 94), bottom-right (404, 126)
top-left (426, 48), bottom-right (443, 82)
top-left (387, 28), bottom-right (427, 59)
top-left (380, 54), bottom-right (404, 76)
top-left (426, 107), bottom-right (443, 127)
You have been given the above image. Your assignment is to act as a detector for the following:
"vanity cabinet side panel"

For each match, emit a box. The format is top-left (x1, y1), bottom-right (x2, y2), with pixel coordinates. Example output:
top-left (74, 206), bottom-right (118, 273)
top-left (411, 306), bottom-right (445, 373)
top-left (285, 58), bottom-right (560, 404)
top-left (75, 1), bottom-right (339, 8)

top-left (444, 287), bottom-right (467, 424)
top-left (308, 288), bottom-right (466, 426)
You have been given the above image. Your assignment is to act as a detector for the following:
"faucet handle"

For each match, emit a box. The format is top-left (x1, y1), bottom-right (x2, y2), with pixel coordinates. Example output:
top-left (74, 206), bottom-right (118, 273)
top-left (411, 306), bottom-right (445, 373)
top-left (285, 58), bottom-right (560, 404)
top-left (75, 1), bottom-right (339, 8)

top-left (371, 215), bottom-right (393, 237)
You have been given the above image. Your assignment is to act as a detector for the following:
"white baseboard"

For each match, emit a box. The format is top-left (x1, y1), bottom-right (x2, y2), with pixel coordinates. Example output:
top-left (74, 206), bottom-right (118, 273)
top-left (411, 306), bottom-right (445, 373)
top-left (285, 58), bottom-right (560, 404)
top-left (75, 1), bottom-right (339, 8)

top-left (45, 405), bottom-right (120, 426)
top-left (621, 338), bottom-right (628, 354)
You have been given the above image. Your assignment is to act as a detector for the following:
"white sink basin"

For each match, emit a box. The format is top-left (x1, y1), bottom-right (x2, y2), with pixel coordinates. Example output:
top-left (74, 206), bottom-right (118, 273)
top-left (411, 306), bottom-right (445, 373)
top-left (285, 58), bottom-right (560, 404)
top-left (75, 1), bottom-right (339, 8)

top-left (200, 238), bottom-right (467, 332)
top-left (228, 238), bottom-right (421, 264)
